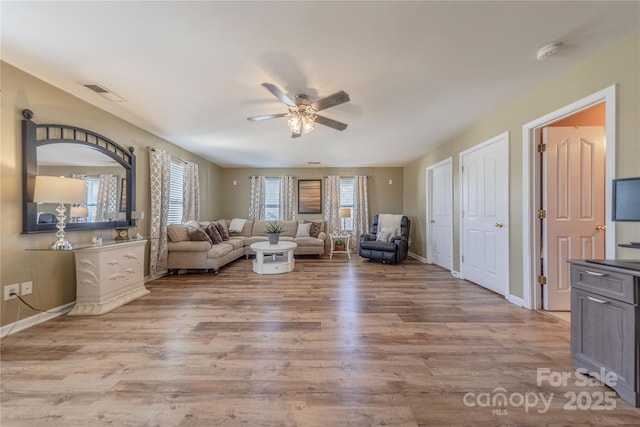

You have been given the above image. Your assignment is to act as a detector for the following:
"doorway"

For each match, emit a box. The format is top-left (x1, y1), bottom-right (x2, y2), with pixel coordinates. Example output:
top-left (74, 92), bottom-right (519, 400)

top-left (541, 123), bottom-right (606, 310)
top-left (426, 157), bottom-right (453, 271)
top-left (522, 85), bottom-right (617, 310)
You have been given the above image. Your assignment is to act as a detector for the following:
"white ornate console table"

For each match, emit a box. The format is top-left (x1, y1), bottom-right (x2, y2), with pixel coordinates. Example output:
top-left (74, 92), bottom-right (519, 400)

top-left (68, 239), bottom-right (149, 316)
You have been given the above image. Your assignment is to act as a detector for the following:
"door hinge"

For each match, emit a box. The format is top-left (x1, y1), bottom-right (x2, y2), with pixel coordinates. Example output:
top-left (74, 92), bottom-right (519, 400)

top-left (537, 143), bottom-right (547, 153)
top-left (538, 275), bottom-right (547, 285)
top-left (462, 255), bottom-right (464, 262)
top-left (537, 209), bottom-right (546, 219)
top-left (461, 210), bottom-right (464, 218)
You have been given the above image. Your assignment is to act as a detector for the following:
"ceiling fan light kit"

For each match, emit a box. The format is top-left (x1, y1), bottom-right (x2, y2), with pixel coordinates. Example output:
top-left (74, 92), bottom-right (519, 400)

top-left (248, 83), bottom-right (349, 138)
top-left (536, 42), bottom-right (562, 60)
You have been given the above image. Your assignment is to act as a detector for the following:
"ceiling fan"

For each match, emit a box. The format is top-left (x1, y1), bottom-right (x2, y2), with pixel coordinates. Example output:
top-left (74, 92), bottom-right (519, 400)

top-left (247, 83), bottom-right (350, 138)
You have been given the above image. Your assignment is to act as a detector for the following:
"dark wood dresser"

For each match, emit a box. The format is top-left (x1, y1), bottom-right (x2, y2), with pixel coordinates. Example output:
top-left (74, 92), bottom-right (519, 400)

top-left (569, 259), bottom-right (640, 407)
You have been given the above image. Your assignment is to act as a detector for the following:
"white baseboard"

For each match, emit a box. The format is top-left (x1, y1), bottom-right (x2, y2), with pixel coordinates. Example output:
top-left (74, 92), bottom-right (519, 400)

top-left (451, 270), bottom-right (462, 279)
top-left (408, 252), bottom-right (427, 263)
top-left (0, 301), bottom-right (75, 338)
top-left (508, 294), bottom-right (527, 308)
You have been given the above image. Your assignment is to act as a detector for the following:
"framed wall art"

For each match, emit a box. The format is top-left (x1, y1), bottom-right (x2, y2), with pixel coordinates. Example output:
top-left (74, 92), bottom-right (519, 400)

top-left (298, 179), bottom-right (322, 214)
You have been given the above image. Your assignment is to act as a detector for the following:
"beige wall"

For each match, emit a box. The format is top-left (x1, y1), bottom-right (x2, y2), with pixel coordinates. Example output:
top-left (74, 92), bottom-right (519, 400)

top-left (403, 31), bottom-right (640, 299)
top-left (217, 168), bottom-right (404, 222)
top-left (0, 63), bottom-right (223, 326)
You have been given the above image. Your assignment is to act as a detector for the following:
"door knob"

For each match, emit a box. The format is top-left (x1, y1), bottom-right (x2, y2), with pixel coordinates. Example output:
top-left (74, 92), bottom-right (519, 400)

top-left (595, 224), bottom-right (606, 231)
top-left (430, 220), bottom-right (435, 223)
top-left (494, 222), bottom-right (504, 228)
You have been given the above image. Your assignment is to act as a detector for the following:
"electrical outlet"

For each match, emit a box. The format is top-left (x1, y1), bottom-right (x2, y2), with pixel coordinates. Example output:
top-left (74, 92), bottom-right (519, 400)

top-left (21, 281), bottom-right (33, 296)
top-left (4, 284), bottom-right (20, 300)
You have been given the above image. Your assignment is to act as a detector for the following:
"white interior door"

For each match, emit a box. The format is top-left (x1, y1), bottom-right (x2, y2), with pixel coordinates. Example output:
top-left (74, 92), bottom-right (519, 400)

top-left (427, 158), bottom-right (453, 270)
top-left (461, 133), bottom-right (509, 296)
top-left (542, 126), bottom-right (606, 311)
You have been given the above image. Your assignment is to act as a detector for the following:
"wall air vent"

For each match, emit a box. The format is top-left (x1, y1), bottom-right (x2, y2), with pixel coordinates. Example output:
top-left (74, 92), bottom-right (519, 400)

top-left (82, 83), bottom-right (126, 102)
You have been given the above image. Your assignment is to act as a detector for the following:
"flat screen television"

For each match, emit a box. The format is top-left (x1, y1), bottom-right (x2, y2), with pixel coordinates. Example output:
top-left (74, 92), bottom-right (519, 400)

top-left (612, 177), bottom-right (640, 222)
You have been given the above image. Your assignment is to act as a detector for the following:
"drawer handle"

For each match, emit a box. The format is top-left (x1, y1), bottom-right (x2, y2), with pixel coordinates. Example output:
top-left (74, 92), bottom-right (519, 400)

top-left (587, 296), bottom-right (609, 304)
top-left (584, 270), bottom-right (608, 277)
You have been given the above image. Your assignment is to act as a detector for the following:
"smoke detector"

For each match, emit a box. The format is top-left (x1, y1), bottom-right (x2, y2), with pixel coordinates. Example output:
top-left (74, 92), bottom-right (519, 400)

top-left (536, 43), bottom-right (562, 61)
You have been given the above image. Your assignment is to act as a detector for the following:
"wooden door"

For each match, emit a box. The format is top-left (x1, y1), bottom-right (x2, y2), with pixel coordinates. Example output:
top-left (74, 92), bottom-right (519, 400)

top-left (428, 159), bottom-right (453, 270)
top-left (461, 133), bottom-right (509, 296)
top-left (543, 126), bottom-right (606, 310)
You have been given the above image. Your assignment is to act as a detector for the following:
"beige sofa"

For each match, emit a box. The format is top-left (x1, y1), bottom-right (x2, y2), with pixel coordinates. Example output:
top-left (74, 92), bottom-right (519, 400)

top-left (167, 219), bottom-right (326, 274)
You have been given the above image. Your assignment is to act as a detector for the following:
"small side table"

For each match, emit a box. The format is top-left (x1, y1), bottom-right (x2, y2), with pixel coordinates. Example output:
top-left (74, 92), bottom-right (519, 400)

top-left (329, 234), bottom-right (351, 259)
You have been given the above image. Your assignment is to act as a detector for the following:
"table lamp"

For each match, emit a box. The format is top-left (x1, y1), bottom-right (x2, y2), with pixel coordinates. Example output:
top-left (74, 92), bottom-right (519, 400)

top-left (33, 176), bottom-right (87, 250)
top-left (339, 208), bottom-right (351, 235)
top-left (70, 206), bottom-right (89, 223)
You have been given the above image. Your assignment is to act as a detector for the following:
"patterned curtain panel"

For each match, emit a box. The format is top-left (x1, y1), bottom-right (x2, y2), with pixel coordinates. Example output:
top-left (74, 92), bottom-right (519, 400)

top-left (279, 176), bottom-right (296, 221)
top-left (249, 176), bottom-right (266, 220)
top-left (324, 175), bottom-right (341, 236)
top-left (182, 161), bottom-right (200, 222)
top-left (149, 148), bottom-right (171, 277)
top-left (352, 175), bottom-right (370, 250)
top-left (95, 174), bottom-right (118, 221)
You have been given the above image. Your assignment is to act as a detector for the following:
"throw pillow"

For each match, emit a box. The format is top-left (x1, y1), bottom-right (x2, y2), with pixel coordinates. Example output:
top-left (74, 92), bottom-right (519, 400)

top-left (214, 222), bottom-right (229, 240)
top-left (376, 230), bottom-right (392, 242)
top-left (205, 223), bottom-right (223, 244)
top-left (188, 225), bottom-right (213, 244)
top-left (167, 224), bottom-right (189, 242)
top-left (306, 220), bottom-right (324, 238)
top-left (229, 218), bottom-right (247, 233)
top-left (296, 222), bottom-right (311, 237)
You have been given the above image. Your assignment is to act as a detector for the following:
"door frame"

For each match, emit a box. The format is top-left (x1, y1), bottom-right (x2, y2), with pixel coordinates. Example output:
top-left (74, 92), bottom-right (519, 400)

top-left (459, 131), bottom-right (510, 297)
top-left (521, 85), bottom-right (617, 310)
top-left (425, 157), bottom-right (453, 270)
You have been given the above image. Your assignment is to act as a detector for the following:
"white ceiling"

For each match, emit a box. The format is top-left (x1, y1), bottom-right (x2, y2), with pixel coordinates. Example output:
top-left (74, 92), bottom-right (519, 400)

top-left (2, 1), bottom-right (638, 168)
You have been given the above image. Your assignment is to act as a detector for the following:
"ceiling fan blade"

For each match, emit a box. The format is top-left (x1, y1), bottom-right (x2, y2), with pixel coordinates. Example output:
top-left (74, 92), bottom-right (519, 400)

top-left (247, 113), bottom-right (288, 122)
top-left (314, 115), bottom-right (348, 131)
top-left (312, 90), bottom-right (350, 111)
top-left (262, 83), bottom-right (297, 108)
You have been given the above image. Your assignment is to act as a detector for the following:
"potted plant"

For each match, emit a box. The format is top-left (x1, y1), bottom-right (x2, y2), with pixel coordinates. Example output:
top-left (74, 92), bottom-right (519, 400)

top-left (265, 221), bottom-right (283, 245)
top-left (334, 238), bottom-right (345, 251)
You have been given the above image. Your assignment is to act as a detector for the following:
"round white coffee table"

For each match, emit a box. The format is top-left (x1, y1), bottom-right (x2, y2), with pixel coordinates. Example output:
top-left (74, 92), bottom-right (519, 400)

top-left (250, 241), bottom-right (297, 275)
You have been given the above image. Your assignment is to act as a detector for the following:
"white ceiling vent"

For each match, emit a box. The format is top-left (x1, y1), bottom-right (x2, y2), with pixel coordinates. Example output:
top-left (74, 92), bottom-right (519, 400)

top-left (82, 83), bottom-right (126, 102)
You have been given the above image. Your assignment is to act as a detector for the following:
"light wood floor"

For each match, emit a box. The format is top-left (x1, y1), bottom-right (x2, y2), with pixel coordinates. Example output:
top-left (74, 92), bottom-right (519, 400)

top-left (2, 257), bottom-right (639, 426)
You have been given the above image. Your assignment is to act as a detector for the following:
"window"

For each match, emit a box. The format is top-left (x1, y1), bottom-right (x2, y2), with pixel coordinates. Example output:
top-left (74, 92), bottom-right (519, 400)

top-left (85, 178), bottom-right (100, 222)
top-left (168, 158), bottom-right (185, 224)
top-left (339, 177), bottom-right (354, 230)
top-left (264, 177), bottom-right (281, 220)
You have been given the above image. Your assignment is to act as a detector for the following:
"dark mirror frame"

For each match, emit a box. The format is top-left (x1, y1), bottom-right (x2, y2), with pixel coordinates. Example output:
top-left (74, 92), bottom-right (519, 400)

top-left (22, 109), bottom-right (136, 234)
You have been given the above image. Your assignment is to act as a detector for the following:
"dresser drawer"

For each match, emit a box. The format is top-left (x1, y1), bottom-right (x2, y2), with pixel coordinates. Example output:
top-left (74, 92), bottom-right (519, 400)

top-left (571, 264), bottom-right (636, 304)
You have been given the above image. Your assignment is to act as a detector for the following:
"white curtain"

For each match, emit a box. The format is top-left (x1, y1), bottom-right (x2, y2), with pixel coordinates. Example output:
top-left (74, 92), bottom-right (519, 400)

top-left (352, 175), bottom-right (370, 250)
top-left (182, 161), bottom-right (200, 222)
top-left (95, 174), bottom-right (118, 221)
top-left (249, 176), bottom-right (266, 220)
top-left (324, 175), bottom-right (341, 236)
top-left (149, 148), bottom-right (171, 277)
top-left (279, 176), bottom-right (296, 221)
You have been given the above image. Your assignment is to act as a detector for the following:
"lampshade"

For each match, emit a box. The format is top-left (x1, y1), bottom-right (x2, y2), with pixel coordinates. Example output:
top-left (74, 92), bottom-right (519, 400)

top-left (70, 207), bottom-right (89, 218)
top-left (33, 176), bottom-right (87, 204)
top-left (339, 208), bottom-right (351, 218)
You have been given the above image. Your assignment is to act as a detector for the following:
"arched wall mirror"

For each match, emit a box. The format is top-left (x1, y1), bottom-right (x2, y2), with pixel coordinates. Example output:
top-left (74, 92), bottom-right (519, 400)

top-left (22, 109), bottom-right (136, 233)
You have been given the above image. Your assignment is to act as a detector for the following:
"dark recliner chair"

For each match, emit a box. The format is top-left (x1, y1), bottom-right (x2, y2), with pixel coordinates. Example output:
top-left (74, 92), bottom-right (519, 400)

top-left (359, 214), bottom-right (410, 264)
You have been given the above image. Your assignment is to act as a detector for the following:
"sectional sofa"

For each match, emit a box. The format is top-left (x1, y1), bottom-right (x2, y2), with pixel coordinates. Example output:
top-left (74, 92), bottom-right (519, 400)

top-left (167, 218), bottom-right (326, 274)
